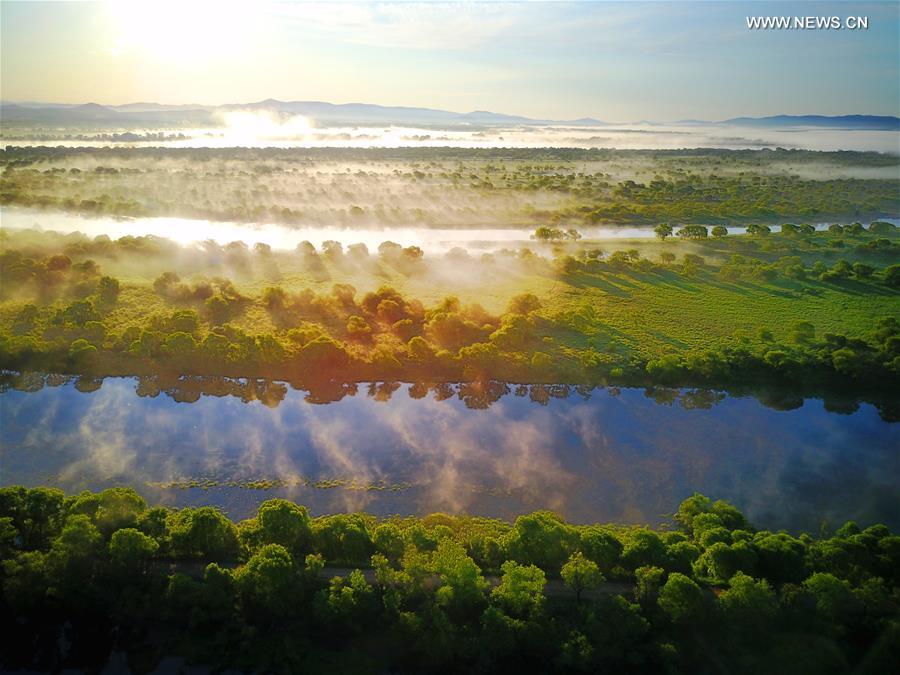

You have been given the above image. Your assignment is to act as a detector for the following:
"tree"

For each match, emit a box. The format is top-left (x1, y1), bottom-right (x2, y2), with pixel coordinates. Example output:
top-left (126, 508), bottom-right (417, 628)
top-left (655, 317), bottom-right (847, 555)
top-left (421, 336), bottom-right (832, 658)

top-left (561, 551), bottom-right (603, 603)
top-left (711, 226), bottom-right (728, 238)
top-left (255, 499), bottom-right (311, 555)
top-left (92, 487), bottom-right (147, 536)
top-left (0, 486), bottom-right (65, 549)
top-left (109, 528), bottom-right (158, 571)
top-left (578, 526), bottom-right (622, 571)
top-left (746, 224), bottom-right (771, 236)
top-left (790, 321), bottom-right (815, 345)
top-left (654, 223), bottom-right (673, 240)
top-left (68, 338), bottom-right (97, 362)
top-left (504, 511), bottom-right (575, 572)
top-left (885, 264), bottom-right (900, 288)
top-left (693, 542), bottom-right (757, 582)
top-left (97, 275), bottom-right (120, 305)
top-left (296, 337), bottom-right (351, 374)
top-left (433, 540), bottom-right (488, 617)
top-left (719, 572), bottom-right (776, 631)
top-left (659, 251), bottom-right (676, 264)
top-left (236, 544), bottom-right (297, 618)
top-left (316, 568), bottom-right (375, 631)
top-left (869, 220), bottom-right (897, 234)
top-left (262, 286), bottom-right (287, 311)
top-left (645, 354), bottom-right (683, 384)
top-left (658, 572), bottom-right (704, 622)
top-left (803, 572), bottom-right (854, 621)
top-left (373, 523), bottom-right (405, 562)
top-left (852, 262), bottom-right (874, 279)
top-left (507, 293), bottom-right (541, 315)
top-left (755, 532), bottom-right (807, 584)
top-left (46, 514), bottom-right (103, 603)
top-left (532, 226), bottom-right (564, 242)
top-left (676, 225), bottom-right (708, 239)
top-left (635, 565), bottom-right (665, 605)
top-left (168, 507), bottom-right (239, 559)
top-left (2, 550), bottom-right (49, 613)
top-left (311, 514), bottom-right (373, 564)
top-left (622, 530), bottom-right (669, 570)
top-left (346, 315), bottom-right (372, 340)
top-left (491, 560), bottom-right (546, 618)
top-left (667, 540), bottom-right (701, 575)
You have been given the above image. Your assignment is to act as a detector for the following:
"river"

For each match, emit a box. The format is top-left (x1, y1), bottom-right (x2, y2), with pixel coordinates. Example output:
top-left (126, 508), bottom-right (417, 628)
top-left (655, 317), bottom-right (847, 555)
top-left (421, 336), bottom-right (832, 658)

top-left (2, 207), bottom-right (897, 254)
top-left (1, 375), bottom-right (897, 532)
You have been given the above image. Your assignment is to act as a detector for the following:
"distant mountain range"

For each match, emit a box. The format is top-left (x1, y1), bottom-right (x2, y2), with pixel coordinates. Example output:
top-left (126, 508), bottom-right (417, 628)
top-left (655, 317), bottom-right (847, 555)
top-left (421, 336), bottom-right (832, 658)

top-left (1, 99), bottom-right (898, 130)
top-left (719, 115), bottom-right (900, 131)
top-left (0, 99), bottom-right (603, 127)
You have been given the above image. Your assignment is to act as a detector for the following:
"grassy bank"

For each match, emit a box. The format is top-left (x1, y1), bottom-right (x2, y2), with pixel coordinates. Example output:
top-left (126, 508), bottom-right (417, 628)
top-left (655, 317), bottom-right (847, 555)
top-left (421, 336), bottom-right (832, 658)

top-left (2, 226), bottom-right (898, 401)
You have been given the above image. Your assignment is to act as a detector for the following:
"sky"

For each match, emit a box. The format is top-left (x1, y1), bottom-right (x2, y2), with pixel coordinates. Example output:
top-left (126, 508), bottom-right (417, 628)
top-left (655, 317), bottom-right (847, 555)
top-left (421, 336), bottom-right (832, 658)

top-left (1, 0), bottom-right (898, 122)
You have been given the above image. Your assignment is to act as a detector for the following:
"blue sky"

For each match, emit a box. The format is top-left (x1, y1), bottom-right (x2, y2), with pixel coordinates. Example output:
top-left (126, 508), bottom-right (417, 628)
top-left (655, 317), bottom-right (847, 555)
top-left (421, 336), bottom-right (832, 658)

top-left (2, 1), bottom-right (898, 121)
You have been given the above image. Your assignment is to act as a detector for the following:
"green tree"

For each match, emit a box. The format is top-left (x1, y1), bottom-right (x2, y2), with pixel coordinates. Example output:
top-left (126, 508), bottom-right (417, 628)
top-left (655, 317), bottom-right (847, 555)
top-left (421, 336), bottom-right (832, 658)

top-left (719, 572), bottom-right (777, 632)
top-left (675, 493), bottom-right (712, 534)
top-left (109, 527), bottom-right (158, 572)
top-left (790, 321), bottom-right (816, 345)
top-left (316, 568), bottom-right (376, 631)
top-left (658, 572), bottom-right (705, 622)
top-left (852, 262), bottom-right (874, 278)
top-left (654, 223), bottom-right (673, 240)
top-left (755, 532), bottom-right (807, 584)
top-left (255, 498), bottom-right (311, 555)
top-left (884, 264), bottom-right (900, 288)
top-left (504, 511), bottom-right (575, 572)
top-left (561, 551), bottom-right (604, 603)
top-left (168, 507), bottom-right (239, 559)
top-left (491, 560), bottom-right (546, 618)
top-left (236, 543), bottom-right (298, 618)
top-left (433, 540), bottom-right (488, 618)
top-left (803, 572), bottom-right (854, 621)
top-left (622, 529), bottom-right (669, 570)
top-left (578, 526), bottom-right (622, 572)
top-left (676, 225), bottom-right (708, 239)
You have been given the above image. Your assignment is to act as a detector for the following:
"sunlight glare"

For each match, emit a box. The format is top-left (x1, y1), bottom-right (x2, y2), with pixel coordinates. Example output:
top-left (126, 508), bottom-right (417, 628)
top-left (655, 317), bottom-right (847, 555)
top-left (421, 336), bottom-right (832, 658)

top-left (108, 0), bottom-right (251, 63)
top-left (218, 111), bottom-right (314, 143)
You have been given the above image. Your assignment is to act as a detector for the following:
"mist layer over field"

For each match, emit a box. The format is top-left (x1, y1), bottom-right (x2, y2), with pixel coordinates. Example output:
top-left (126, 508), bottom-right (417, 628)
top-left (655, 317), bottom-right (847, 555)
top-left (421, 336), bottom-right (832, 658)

top-left (3, 148), bottom-right (897, 238)
top-left (3, 112), bottom-right (900, 152)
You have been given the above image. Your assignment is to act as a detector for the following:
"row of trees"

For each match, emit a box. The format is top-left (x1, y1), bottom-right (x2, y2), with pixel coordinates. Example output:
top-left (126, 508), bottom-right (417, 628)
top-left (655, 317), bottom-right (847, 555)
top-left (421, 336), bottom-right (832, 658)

top-left (1, 487), bottom-right (897, 672)
top-left (2, 276), bottom-right (899, 397)
top-left (654, 220), bottom-right (897, 240)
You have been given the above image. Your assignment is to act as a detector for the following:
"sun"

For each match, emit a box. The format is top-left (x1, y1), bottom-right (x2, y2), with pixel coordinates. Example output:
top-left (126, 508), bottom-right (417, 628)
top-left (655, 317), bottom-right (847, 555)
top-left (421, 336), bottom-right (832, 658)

top-left (107, 0), bottom-right (253, 63)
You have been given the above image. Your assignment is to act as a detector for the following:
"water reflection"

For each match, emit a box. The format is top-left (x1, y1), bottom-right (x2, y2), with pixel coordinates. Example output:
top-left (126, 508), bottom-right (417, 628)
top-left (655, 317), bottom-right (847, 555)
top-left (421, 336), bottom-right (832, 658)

top-left (1, 375), bottom-right (898, 532)
top-left (2, 372), bottom-right (895, 420)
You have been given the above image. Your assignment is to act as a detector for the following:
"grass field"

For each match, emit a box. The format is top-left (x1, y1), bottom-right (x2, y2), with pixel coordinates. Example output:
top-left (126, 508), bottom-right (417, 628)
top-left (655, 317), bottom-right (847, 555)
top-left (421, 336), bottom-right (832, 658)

top-left (2, 224), bottom-right (898, 397)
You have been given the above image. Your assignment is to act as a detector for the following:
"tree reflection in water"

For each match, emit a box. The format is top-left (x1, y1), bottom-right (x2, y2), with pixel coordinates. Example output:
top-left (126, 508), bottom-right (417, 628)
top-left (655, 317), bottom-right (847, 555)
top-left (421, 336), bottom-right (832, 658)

top-left (0, 371), bottom-right (897, 420)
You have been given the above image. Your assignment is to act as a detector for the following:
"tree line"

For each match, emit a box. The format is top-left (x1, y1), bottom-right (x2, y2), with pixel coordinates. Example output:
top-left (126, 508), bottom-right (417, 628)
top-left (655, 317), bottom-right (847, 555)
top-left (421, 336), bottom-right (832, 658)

top-left (1, 487), bottom-right (897, 672)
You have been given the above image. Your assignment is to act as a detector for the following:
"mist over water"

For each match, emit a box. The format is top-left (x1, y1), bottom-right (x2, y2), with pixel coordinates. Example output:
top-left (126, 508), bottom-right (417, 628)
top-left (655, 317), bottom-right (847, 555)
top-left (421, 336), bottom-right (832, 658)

top-left (2, 377), bottom-right (897, 532)
top-left (4, 119), bottom-right (899, 153)
top-left (3, 208), bottom-right (896, 254)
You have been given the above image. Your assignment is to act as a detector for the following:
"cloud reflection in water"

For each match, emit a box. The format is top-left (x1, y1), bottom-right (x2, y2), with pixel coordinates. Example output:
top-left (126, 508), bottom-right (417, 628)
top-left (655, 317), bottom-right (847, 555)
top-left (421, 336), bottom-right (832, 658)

top-left (1, 377), bottom-right (897, 532)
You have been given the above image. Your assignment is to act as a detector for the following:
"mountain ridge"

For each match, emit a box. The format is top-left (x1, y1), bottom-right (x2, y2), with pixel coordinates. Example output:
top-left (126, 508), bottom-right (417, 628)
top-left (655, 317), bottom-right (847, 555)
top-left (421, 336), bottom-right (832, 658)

top-left (1, 100), bottom-right (898, 130)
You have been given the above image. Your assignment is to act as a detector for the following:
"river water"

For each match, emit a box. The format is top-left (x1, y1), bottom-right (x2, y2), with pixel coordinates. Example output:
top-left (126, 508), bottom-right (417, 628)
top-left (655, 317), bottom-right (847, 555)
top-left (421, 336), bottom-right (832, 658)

top-left (2, 208), bottom-right (897, 254)
top-left (1, 376), bottom-right (897, 532)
